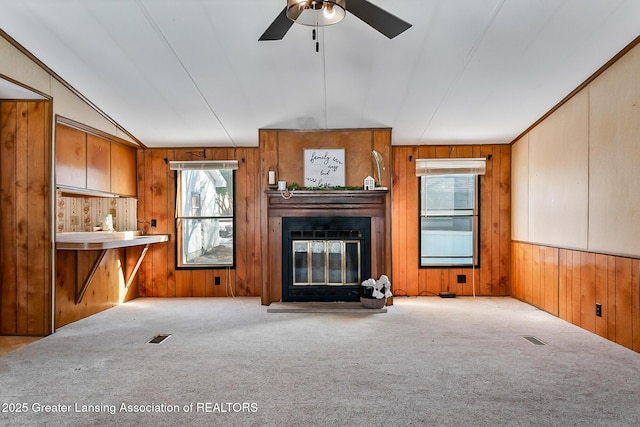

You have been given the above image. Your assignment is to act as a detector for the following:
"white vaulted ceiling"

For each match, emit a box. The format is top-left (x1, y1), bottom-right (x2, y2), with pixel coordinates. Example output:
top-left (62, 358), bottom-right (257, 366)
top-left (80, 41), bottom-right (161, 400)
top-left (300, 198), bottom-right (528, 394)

top-left (0, 0), bottom-right (639, 147)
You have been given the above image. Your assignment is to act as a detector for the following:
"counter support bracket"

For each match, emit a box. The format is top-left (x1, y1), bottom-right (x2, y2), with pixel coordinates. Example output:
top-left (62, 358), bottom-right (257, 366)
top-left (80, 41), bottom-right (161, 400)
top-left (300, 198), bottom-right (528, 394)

top-left (125, 244), bottom-right (150, 289)
top-left (76, 249), bottom-right (107, 304)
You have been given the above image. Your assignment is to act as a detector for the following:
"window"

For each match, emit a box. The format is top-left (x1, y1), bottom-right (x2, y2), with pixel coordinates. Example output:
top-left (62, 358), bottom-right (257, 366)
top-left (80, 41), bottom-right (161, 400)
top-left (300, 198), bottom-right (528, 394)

top-left (416, 158), bottom-right (485, 267)
top-left (170, 161), bottom-right (237, 268)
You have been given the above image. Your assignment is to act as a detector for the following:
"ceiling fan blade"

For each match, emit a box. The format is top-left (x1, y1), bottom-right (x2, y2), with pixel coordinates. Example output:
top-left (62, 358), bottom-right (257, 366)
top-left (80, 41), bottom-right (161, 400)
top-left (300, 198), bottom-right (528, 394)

top-left (347, 0), bottom-right (412, 39)
top-left (259, 7), bottom-right (294, 41)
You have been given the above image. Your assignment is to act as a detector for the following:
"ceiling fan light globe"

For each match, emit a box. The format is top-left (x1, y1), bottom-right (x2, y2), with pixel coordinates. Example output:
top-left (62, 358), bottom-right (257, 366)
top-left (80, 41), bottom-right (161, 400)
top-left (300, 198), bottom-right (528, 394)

top-left (286, 0), bottom-right (346, 26)
top-left (324, 4), bottom-right (336, 19)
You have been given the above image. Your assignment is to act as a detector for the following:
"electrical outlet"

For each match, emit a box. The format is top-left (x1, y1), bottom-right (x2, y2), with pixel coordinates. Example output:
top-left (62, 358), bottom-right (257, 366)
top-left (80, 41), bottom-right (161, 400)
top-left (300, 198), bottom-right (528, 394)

top-left (596, 303), bottom-right (602, 317)
top-left (214, 276), bottom-right (221, 286)
top-left (151, 219), bottom-right (157, 228)
top-left (457, 274), bottom-right (466, 284)
top-left (70, 216), bottom-right (79, 226)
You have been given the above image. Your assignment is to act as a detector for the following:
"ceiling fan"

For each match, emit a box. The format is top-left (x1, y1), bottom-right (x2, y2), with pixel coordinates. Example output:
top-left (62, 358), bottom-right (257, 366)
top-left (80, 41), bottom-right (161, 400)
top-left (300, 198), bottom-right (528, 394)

top-left (259, 0), bottom-right (412, 41)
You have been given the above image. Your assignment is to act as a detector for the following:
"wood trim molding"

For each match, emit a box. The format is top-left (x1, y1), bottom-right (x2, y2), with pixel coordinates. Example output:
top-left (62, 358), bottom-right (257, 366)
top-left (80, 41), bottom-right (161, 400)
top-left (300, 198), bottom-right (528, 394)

top-left (0, 73), bottom-right (51, 100)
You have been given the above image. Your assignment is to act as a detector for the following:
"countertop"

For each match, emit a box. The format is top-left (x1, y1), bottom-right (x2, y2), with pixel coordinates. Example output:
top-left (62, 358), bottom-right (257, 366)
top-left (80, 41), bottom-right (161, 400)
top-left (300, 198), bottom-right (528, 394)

top-left (56, 231), bottom-right (169, 250)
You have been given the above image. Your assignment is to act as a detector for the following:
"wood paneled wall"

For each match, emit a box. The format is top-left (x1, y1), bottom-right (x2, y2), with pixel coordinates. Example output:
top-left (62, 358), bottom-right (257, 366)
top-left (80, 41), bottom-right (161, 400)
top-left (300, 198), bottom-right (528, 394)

top-left (55, 248), bottom-right (138, 329)
top-left (512, 242), bottom-right (640, 352)
top-left (136, 147), bottom-right (261, 297)
top-left (0, 100), bottom-right (52, 335)
top-left (511, 242), bottom-right (559, 315)
top-left (392, 145), bottom-right (511, 297)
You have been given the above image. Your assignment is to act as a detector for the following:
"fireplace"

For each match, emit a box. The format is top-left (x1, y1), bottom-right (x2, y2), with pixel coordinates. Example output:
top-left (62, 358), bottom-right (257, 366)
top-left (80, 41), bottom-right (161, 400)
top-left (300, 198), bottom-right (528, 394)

top-left (282, 217), bottom-right (371, 302)
top-left (263, 190), bottom-right (389, 305)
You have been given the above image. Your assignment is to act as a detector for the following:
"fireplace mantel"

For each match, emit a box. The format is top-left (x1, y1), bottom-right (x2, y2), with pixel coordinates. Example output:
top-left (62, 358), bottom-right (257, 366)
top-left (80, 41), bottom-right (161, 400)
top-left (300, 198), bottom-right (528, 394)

top-left (266, 189), bottom-right (388, 218)
top-left (262, 189), bottom-right (390, 305)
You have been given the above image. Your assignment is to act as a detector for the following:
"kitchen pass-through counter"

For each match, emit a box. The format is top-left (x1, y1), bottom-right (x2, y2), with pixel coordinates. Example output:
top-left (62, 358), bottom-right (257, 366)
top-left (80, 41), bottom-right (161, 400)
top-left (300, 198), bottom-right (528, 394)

top-left (56, 231), bottom-right (169, 304)
top-left (56, 231), bottom-right (169, 250)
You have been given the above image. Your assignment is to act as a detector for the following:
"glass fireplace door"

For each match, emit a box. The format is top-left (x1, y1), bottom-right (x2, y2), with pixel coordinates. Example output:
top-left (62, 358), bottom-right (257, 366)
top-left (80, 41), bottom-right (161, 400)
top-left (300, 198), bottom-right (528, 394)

top-left (293, 240), bottom-right (360, 286)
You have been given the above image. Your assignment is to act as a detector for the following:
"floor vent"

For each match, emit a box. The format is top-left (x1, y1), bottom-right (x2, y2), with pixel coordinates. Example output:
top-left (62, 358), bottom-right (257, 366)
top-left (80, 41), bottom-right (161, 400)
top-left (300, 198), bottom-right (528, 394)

top-left (522, 335), bottom-right (546, 346)
top-left (148, 334), bottom-right (171, 344)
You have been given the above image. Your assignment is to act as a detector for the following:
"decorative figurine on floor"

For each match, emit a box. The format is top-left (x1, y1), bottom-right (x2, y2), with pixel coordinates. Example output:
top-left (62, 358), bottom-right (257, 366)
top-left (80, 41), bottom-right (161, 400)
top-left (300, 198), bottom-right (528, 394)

top-left (360, 274), bottom-right (393, 308)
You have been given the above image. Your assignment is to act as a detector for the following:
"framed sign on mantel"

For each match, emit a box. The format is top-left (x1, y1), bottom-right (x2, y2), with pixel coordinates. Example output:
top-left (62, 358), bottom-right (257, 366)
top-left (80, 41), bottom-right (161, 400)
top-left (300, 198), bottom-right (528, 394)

top-left (304, 149), bottom-right (345, 188)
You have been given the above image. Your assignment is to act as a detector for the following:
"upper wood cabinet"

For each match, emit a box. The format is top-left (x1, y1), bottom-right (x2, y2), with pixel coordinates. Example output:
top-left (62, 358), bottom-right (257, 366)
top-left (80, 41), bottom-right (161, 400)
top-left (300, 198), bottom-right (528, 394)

top-left (86, 134), bottom-right (111, 192)
top-left (110, 141), bottom-right (137, 196)
top-left (56, 122), bottom-right (137, 197)
top-left (55, 125), bottom-right (87, 188)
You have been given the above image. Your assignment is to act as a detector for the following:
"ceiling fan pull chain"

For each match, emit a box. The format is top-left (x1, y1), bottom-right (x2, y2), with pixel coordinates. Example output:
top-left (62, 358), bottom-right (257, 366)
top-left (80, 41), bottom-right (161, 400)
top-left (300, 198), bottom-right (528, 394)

top-left (313, 25), bottom-right (319, 53)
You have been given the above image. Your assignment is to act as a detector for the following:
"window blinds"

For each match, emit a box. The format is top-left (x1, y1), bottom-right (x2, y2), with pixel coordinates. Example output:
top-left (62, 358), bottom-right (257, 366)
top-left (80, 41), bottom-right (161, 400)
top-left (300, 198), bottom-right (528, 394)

top-left (415, 158), bottom-right (486, 176)
top-left (169, 160), bottom-right (238, 170)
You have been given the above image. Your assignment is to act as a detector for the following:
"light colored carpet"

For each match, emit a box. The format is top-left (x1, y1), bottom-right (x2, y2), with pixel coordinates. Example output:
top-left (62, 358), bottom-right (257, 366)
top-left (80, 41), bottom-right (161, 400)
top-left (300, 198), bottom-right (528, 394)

top-left (1, 296), bottom-right (639, 426)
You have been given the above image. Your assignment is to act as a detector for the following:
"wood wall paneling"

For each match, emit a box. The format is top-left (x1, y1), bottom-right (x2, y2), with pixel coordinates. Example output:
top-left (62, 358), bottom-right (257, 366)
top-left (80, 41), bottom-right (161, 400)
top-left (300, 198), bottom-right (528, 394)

top-left (580, 252), bottom-right (596, 334)
top-left (513, 241), bottom-right (640, 353)
top-left (392, 144), bottom-right (511, 297)
top-left (633, 260), bottom-right (640, 352)
top-left (373, 129), bottom-right (393, 279)
top-left (543, 246), bottom-right (559, 316)
top-left (150, 149), bottom-right (170, 297)
top-left (391, 146), bottom-right (417, 296)
top-left (1, 101), bottom-right (51, 336)
top-left (570, 250), bottom-right (582, 328)
top-left (1, 102), bottom-right (19, 334)
top-left (606, 255), bottom-right (617, 343)
top-left (137, 147), bottom-right (262, 298)
top-left (594, 253), bottom-right (610, 339)
top-left (26, 102), bottom-right (49, 334)
top-left (16, 102), bottom-right (29, 334)
top-left (498, 145), bottom-right (512, 295)
top-left (522, 242), bottom-right (533, 304)
top-left (614, 257), bottom-right (633, 349)
top-left (259, 131), bottom-right (278, 304)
